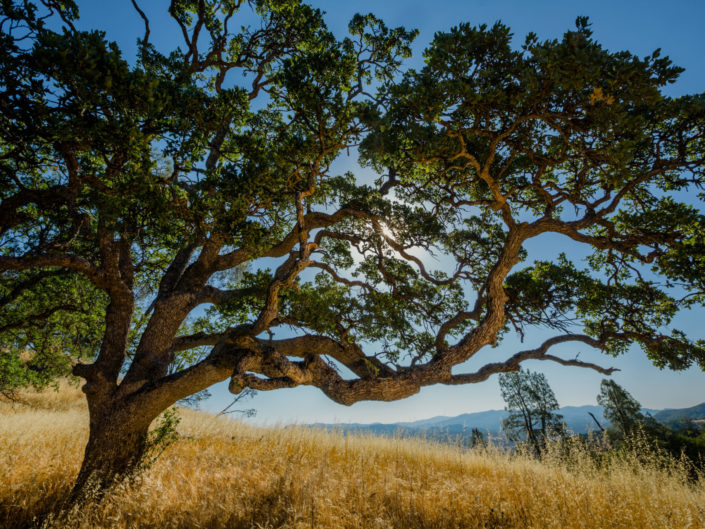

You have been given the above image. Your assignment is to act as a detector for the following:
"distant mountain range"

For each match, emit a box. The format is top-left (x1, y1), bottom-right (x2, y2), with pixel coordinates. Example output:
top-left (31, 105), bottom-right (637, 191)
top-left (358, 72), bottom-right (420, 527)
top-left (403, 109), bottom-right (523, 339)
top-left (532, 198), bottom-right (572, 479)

top-left (312, 402), bottom-right (705, 443)
top-left (652, 402), bottom-right (705, 424)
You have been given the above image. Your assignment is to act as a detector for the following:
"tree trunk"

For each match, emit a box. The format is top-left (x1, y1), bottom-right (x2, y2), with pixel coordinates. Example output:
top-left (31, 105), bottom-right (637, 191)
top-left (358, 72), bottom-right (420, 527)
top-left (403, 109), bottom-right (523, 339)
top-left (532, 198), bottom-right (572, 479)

top-left (70, 398), bottom-right (155, 503)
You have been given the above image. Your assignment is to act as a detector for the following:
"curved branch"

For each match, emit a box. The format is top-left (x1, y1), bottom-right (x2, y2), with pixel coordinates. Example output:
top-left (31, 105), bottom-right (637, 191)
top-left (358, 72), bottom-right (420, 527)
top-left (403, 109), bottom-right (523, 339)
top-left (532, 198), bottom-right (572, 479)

top-left (234, 333), bottom-right (617, 406)
top-left (0, 254), bottom-right (108, 290)
top-left (130, 0), bottom-right (150, 44)
top-left (260, 335), bottom-right (396, 378)
top-left (447, 334), bottom-right (618, 385)
top-left (196, 285), bottom-right (263, 306)
top-left (308, 261), bottom-right (374, 291)
top-left (434, 308), bottom-right (483, 352)
top-left (171, 331), bottom-right (223, 352)
top-left (213, 206), bottom-right (374, 271)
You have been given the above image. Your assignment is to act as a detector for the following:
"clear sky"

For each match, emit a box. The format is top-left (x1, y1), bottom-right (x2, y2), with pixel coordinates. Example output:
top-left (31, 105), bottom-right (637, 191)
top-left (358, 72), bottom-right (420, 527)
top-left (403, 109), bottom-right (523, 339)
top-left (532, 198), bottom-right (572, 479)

top-left (70, 1), bottom-right (705, 423)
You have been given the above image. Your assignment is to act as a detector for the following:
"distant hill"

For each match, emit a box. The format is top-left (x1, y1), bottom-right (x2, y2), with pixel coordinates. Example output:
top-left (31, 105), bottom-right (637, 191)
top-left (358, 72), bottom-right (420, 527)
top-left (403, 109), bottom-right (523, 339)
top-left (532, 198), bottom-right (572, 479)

top-left (652, 402), bottom-right (705, 424)
top-left (313, 403), bottom-right (704, 443)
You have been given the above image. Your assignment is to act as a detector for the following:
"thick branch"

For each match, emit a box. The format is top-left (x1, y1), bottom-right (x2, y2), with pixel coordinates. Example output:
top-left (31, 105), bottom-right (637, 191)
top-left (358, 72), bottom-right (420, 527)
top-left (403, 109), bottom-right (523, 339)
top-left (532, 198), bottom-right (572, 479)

top-left (196, 285), bottom-right (263, 306)
top-left (0, 254), bottom-right (108, 290)
top-left (233, 333), bottom-right (616, 406)
top-left (259, 335), bottom-right (396, 378)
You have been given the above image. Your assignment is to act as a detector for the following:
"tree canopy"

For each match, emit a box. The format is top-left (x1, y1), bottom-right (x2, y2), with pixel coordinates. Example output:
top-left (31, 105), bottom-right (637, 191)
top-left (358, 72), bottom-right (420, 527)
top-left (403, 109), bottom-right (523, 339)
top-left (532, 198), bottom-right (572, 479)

top-left (1, 0), bottom-right (705, 493)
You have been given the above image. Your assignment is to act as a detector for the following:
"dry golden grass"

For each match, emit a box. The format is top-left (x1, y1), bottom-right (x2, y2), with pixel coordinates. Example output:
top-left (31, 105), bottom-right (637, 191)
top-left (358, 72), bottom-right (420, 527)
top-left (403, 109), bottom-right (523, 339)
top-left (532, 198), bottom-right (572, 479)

top-left (1, 379), bottom-right (85, 410)
top-left (1, 386), bottom-right (704, 529)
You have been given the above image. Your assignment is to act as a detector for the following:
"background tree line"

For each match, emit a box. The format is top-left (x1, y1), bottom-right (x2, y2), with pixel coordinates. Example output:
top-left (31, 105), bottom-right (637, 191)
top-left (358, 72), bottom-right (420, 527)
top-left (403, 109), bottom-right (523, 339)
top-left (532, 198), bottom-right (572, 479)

top-left (498, 369), bottom-right (705, 471)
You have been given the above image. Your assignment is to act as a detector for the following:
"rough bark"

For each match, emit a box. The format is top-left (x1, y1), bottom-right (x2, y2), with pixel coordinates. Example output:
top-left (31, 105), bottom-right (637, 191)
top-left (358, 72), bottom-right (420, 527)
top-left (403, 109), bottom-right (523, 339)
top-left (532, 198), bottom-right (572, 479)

top-left (70, 392), bottom-right (157, 503)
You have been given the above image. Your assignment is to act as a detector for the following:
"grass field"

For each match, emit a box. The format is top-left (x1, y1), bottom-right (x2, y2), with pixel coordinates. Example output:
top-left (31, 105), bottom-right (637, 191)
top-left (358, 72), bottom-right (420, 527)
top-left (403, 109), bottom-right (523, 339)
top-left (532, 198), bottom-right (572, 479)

top-left (1, 383), bottom-right (704, 529)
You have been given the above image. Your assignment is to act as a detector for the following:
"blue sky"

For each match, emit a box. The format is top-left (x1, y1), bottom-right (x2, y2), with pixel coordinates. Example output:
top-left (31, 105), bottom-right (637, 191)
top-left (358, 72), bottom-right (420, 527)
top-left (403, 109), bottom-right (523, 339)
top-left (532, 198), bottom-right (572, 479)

top-left (71, 1), bottom-right (705, 423)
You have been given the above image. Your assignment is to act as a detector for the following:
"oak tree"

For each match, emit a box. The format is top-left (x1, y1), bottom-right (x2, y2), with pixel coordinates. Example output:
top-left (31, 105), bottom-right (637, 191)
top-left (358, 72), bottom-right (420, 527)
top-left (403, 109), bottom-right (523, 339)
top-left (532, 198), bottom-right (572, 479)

top-left (2, 1), bottom-right (705, 498)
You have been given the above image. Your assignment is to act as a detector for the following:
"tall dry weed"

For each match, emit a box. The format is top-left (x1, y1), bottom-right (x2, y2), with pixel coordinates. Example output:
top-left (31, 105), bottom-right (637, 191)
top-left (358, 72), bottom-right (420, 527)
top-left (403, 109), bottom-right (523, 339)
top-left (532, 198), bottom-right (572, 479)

top-left (1, 387), bottom-right (703, 529)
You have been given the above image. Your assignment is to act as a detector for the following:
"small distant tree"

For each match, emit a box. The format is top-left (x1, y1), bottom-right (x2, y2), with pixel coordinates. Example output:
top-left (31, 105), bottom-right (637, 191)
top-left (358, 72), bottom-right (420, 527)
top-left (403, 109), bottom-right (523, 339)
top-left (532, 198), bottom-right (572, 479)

top-left (499, 369), bottom-right (565, 455)
top-left (597, 379), bottom-right (645, 439)
top-left (597, 379), bottom-right (705, 468)
top-left (469, 427), bottom-right (487, 448)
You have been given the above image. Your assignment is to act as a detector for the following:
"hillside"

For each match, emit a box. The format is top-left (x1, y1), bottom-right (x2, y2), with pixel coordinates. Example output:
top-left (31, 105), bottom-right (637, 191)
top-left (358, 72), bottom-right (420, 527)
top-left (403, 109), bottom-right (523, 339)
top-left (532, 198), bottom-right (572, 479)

top-left (653, 402), bottom-right (705, 424)
top-left (314, 403), bottom-right (703, 443)
top-left (1, 385), bottom-right (704, 529)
